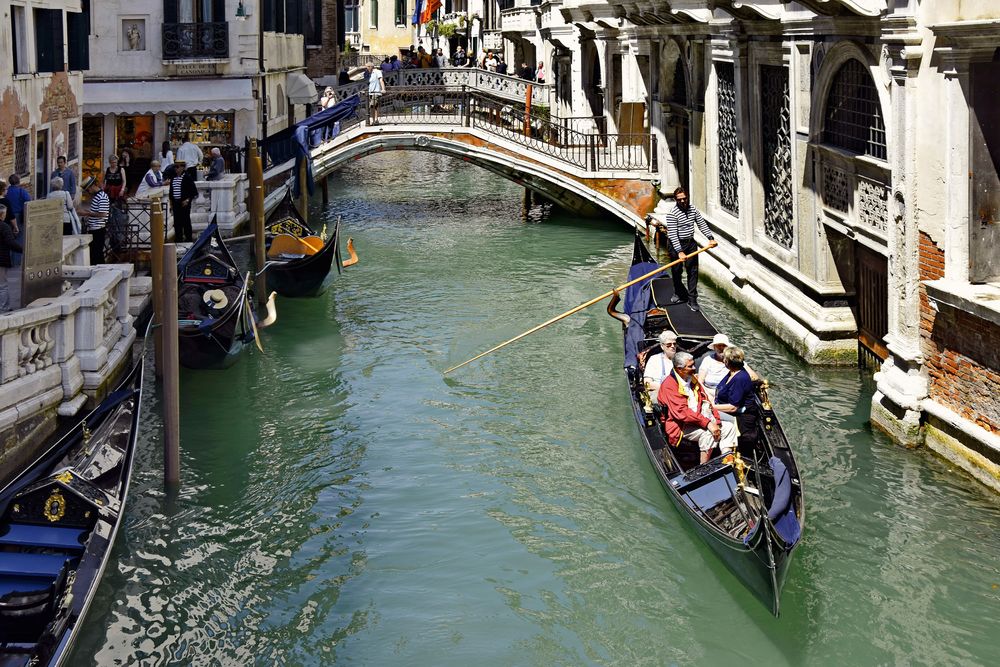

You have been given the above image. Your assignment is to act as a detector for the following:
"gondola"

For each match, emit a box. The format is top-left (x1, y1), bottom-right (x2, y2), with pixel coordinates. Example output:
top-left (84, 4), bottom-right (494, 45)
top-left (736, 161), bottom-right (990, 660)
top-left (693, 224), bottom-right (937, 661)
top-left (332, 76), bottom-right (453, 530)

top-left (178, 221), bottom-right (275, 370)
top-left (263, 193), bottom-right (341, 298)
top-left (0, 358), bottom-right (144, 666)
top-left (618, 234), bottom-right (804, 616)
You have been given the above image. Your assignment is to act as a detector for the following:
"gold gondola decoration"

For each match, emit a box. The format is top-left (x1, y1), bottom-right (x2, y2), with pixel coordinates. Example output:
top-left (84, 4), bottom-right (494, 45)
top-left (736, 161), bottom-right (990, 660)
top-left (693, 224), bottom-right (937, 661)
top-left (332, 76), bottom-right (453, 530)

top-left (44, 489), bottom-right (67, 523)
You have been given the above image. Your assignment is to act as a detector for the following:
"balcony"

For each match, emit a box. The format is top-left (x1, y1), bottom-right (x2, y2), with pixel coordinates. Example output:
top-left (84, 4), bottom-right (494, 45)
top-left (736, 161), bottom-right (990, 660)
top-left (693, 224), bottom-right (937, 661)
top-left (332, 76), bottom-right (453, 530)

top-left (162, 22), bottom-right (229, 61)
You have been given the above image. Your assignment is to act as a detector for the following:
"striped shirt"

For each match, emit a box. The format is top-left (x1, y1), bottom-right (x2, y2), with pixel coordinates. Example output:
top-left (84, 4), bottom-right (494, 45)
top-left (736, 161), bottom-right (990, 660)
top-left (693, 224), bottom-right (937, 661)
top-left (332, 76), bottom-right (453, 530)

top-left (85, 191), bottom-right (110, 230)
top-left (171, 176), bottom-right (183, 201)
top-left (665, 204), bottom-right (714, 253)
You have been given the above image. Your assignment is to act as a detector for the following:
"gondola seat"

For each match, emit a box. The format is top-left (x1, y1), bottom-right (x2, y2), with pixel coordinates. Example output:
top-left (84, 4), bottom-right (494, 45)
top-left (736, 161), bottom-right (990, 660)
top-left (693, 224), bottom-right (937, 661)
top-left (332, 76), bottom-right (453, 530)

top-left (0, 552), bottom-right (70, 578)
top-left (0, 524), bottom-right (87, 552)
top-left (267, 234), bottom-right (323, 259)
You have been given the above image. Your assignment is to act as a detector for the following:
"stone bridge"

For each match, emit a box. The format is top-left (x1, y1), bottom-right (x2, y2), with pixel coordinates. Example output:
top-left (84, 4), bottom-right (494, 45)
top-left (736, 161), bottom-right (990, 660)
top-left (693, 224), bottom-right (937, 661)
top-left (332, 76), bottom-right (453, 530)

top-left (288, 71), bottom-right (663, 227)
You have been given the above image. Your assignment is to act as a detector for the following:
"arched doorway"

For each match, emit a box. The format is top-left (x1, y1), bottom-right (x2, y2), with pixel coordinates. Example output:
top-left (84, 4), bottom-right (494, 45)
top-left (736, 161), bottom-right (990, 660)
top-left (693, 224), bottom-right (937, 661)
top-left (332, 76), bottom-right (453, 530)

top-left (582, 42), bottom-right (604, 128)
top-left (660, 40), bottom-right (689, 191)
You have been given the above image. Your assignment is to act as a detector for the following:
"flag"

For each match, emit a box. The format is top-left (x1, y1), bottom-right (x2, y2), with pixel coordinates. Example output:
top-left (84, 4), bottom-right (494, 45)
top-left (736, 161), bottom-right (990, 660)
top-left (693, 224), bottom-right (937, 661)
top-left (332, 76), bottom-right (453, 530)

top-left (420, 0), bottom-right (442, 24)
top-left (411, 0), bottom-right (423, 25)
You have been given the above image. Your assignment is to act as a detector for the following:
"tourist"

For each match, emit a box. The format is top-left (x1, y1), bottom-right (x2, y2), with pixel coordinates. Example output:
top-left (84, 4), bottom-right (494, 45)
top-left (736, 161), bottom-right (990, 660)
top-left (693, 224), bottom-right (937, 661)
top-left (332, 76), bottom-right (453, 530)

top-left (0, 180), bottom-right (11, 228)
top-left (5, 174), bottom-right (30, 235)
top-left (390, 54), bottom-right (402, 71)
top-left (168, 161), bottom-right (198, 242)
top-left (436, 48), bottom-right (447, 68)
top-left (338, 67), bottom-right (351, 84)
top-left (48, 176), bottom-right (79, 235)
top-left (497, 54), bottom-right (508, 75)
top-left (417, 46), bottom-right (433, 68)
top-left (714, 346), bottom-right (759, 451)
top-left (518, 62), bottom-right (534, 80)
top-left (52, 155), bottom-right (77, 200)
top-left (453, 46), bottom-right (467, 67)
top-left (484, 51), bottom-right (498, 72)
top-left (0, 203), bottom-right (22, 312)
top-left (659, 351), bottom-right (738, 465)
top-left (366, 63), bottom-right (385, 124)
top-left (380, 56), bottom-right (393, 73)
top-left (103, 154), bottom-right (127, 201)
top-left (159, 141), bottom-right (174, 171)
top-left (662, 186), bottom-right (717, 311)
top-left (536, 60), bottom-right (546, 83)
top-left (206, 148), bottom-right (226, 181)
top-left (119, 147), bottom-right (132, 169)
top-left (176, 133), bottom-right (203, 169)
top-left (135, 160), bottom-right (164, 197)
top-left (643, 330), bottom-right (678, 406)
top-left (319, 86), bottom-right (334, 110)
top-left (698, 333), bottom-right (731, 401)
top-left (79, 176), bottom-right (109, 265)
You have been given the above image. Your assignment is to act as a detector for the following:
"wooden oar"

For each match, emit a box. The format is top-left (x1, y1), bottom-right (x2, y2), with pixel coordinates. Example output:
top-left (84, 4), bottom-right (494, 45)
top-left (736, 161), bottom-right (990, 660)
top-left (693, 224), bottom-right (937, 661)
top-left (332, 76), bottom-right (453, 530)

top-left (443, 245), bottom-right (710, 375)
top-left (342, 238), bottom-right (359, 267)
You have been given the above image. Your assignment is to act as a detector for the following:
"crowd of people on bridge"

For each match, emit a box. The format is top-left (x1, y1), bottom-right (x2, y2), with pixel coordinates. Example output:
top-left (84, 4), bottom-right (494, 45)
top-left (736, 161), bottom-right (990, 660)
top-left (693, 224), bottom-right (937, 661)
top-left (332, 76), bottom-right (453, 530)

top-left (338, 47), bottom-right (546, 83)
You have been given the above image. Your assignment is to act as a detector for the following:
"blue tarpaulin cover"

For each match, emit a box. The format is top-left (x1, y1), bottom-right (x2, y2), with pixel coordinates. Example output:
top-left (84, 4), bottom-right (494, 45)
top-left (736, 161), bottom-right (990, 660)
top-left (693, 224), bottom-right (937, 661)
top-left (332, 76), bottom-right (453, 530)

top-left (767, 456), bottom-right (801, 548)
top-left (622, 235), bottom-right (659, 368)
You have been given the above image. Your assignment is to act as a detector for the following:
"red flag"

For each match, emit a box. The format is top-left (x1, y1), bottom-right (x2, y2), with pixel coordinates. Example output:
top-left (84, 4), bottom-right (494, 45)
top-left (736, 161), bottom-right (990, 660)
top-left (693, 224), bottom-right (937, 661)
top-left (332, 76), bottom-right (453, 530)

top-left (420, 0), bottom-right (442, 24)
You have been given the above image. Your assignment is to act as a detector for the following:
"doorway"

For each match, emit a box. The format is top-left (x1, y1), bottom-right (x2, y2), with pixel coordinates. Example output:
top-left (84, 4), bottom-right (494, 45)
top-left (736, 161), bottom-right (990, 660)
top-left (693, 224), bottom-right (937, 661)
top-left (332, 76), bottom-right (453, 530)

top-left (35, 129), bottom-right (49, 197)
top-left (855, 243), bottom-right (889, 369)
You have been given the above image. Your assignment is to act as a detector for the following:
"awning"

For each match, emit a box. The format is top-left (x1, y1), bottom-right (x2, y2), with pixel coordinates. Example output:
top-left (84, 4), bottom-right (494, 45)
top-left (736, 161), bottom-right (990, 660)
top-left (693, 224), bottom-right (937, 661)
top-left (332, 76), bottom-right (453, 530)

top-left (286, 71), bottom-right (319, 105)
top-left (83, 78), bottom-right (255, 116)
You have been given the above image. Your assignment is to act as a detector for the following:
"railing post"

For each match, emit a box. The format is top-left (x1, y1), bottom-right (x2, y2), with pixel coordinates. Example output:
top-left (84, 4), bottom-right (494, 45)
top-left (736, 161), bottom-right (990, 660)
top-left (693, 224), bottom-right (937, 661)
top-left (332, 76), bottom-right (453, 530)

top-left (650, 134), bottom-right (658, 174)
top-left (462, 85), bottom-right (470, 127)
top-left (589, 134), bottom-right (598, 172)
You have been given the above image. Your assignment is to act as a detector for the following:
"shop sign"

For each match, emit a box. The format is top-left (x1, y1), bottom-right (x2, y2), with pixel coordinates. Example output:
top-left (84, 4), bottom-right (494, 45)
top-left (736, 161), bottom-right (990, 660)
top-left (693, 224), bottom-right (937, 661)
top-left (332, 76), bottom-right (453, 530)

top-left (174, 63), bottom-right (217, 76)
top-left (21, 199), bottom-right (64, 306)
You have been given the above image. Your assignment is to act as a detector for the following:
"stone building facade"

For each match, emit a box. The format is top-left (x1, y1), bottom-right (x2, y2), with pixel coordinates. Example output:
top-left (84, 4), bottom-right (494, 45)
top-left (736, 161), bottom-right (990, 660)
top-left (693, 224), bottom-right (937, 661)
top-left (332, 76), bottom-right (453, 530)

top-left (512, 0), bottom-right (1000, 490)
top-left (0, 0), bottom-right (86, 199)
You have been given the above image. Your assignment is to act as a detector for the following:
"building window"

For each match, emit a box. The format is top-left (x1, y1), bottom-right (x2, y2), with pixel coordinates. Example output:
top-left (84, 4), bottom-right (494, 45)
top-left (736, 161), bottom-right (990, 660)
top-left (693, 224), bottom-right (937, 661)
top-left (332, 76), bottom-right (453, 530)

top-left (716, 62), bottom-right (739, 216)
top-left (823, 59), bottom-right (887, 161)
top-left (14, 133), bottom-right (31, 179)
top-left (761, 64), bottom-right (794, 249)
top-left (68, 122), bottom-right (79, 161)
top-left (970, 58), bottom-right (1000, 283)
top-left (370, 0), bottom-right (378, 29)
top-left (344, 0), bottom-right (360, 33)
top-left (67, 2), bottom-right (90, 70)
top-left (11, 5), bottom-right (30, 74)
top-left (33, 9), bottom-right (65, 73)
top-left (305, 0), bottom-right (322, 45)
top-left (395, 0), bottom-right (405, 25)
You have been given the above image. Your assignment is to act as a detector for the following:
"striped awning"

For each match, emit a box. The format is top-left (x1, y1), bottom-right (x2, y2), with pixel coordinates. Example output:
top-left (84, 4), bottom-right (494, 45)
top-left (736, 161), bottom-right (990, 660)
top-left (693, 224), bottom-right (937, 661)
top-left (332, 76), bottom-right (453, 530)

top-left (83, 78), bottom-right (255, 116)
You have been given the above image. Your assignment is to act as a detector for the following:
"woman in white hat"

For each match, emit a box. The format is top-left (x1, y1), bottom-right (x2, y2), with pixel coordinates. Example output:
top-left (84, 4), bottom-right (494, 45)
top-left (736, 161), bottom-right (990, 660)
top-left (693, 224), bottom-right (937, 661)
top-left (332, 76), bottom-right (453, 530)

top-left (698, 333), bottom-right (731, 401)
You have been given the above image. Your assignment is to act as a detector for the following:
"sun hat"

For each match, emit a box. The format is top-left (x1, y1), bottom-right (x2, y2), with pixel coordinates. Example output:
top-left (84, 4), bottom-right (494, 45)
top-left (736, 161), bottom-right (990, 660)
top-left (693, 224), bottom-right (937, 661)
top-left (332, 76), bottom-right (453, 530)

top-left (712, 333), bottom-right (731, 347)
top-left (203, 289), bottom-right (229, 310)
top-left (81, 176), bottom-right (97, 190)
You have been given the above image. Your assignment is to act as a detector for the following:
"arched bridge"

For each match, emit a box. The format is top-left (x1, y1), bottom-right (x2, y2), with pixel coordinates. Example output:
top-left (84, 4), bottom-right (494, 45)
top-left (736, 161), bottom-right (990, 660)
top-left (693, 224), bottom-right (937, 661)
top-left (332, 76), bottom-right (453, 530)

top-left (270, 71), bottom-right (662, 227)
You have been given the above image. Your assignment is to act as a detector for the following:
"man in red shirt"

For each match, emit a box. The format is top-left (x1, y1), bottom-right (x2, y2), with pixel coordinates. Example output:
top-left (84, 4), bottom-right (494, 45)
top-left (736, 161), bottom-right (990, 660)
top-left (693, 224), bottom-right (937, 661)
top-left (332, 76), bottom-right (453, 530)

top-left (658, 350), bottom-right (737, 465)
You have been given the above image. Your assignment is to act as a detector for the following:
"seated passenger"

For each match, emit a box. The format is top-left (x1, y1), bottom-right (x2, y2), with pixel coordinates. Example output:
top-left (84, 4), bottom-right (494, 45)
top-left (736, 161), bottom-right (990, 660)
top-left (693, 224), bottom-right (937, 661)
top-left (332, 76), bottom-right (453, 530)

top-left (698, 333), bottom-right (731, 401)
top-left (713, 346), bottom-right (759, 452)
top-left (642, 330), bottom-right (678, 406)
top-left (658, 351), bottom-right (738, 465)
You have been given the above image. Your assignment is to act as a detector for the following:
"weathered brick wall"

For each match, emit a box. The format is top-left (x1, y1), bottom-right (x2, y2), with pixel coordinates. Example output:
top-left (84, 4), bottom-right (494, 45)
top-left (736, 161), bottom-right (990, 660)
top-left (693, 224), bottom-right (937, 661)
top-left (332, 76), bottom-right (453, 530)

top-left (919, 231), bottom-right (1000, 433)
top-left (0, 87), bottom-right (30, 188)
top-left (305, 0), bottom-right (340, 78)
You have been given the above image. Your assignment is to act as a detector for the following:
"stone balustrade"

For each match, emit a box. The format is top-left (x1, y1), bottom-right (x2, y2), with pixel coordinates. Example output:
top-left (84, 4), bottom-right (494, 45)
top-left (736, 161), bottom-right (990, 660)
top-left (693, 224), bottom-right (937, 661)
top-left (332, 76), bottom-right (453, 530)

top-left (135, 174), bottom-right (249, 237)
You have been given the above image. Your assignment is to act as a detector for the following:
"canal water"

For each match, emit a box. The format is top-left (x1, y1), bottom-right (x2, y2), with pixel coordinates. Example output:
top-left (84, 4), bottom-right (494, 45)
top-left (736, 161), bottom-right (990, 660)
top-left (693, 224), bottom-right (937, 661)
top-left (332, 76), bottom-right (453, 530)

top-left (74, 153), bottom-right (1000, 665)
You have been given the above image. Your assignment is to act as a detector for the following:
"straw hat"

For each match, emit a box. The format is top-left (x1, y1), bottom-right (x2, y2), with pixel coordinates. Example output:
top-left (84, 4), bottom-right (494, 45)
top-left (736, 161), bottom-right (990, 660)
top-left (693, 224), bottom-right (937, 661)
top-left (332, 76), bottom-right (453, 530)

top-left (203, 289), bottom-right (229, 310)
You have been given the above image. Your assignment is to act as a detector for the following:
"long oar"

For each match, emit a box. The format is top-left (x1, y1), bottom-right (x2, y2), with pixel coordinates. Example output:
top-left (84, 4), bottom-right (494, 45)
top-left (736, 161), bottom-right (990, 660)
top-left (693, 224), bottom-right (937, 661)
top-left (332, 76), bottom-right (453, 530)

top-left (444, 245), bottom-right (709, 375)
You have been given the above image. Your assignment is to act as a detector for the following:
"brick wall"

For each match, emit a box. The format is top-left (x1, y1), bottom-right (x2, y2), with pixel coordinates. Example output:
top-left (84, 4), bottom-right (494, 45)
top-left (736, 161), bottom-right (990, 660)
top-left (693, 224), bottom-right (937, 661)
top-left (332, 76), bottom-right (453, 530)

top-left (919, 231), bottom-right (1000, 434)
top-left (0, 87), bottom-right (30, 189)
top-left (305, 0), bottom-right (340, 78)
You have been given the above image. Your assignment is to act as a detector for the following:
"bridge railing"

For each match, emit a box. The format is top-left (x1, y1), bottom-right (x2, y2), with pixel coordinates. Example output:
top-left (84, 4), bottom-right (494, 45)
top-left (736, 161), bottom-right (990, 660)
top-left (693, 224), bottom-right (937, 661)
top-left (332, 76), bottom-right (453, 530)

top-left (359, 87), bottom-right (656, 173)
top-left (328, 67), bottom-right (552, 107)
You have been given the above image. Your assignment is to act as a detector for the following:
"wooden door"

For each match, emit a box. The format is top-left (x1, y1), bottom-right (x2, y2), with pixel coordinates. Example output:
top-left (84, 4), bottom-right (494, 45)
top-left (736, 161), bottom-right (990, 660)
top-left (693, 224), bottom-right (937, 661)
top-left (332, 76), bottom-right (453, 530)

top-left (855, 243), bottom-right (889, 367)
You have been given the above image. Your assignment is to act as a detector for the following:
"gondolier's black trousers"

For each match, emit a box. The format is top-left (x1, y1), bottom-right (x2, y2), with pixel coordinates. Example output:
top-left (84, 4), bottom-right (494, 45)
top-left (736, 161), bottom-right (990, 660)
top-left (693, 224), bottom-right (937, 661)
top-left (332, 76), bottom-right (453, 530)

top-left (172, 200), bottom-right (193, 242)
top-left (666, 237), bottom-right (700, 303)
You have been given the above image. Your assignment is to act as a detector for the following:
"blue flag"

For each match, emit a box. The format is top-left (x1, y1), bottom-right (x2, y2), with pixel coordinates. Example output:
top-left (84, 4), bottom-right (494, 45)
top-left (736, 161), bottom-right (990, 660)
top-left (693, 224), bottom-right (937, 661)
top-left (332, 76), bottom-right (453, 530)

top-left (411, 0), bottom-right (423, 25)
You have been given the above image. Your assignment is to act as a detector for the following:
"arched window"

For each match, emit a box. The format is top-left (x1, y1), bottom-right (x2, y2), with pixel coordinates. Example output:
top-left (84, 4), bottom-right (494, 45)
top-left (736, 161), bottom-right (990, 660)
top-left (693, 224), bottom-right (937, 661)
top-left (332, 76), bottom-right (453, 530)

top-left (671, 57), bottom-right (687, 105)
top-left (823, 59), bottom-right (886, 160)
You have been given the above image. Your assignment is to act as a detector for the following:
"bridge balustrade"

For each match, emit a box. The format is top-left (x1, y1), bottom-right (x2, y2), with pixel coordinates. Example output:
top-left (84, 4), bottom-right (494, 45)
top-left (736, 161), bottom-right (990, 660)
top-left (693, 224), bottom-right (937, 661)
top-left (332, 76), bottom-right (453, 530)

top-left (329, 67), bottom-right (552, 107)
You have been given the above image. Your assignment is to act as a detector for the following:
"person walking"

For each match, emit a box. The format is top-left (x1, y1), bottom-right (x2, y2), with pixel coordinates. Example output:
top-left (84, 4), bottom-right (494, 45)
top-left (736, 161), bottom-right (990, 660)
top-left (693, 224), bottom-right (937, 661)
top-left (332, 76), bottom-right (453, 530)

top-left (535, 60), bottom-right (545, 83)
top-left (662, 186), bottom-right (717, 311)
top-left (5, 174), bottom-right (30, 266)
top-left (52, 156), bottom-right (77, 200)
top-left (366, 63), bottom-right (386, 124)
top-left (78, 176), bottom-right (109, 265)
top-left (102, 154), bottom-right (127, 201)
top-left (48, 176), bottom-right (80, 235)
top-left (169, 161), bottom-right (198, 242)
top-left (0, 203), bottom-right (22, 312)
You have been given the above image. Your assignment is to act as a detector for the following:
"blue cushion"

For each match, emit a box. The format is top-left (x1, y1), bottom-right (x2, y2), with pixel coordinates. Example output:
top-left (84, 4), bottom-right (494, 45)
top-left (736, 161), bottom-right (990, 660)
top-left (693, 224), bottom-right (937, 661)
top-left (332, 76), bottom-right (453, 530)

top-left (0, 524), bottom-right (86, 551)
top-left (0, 552), bottom-right (68, 578)
top-left (0, 575), bottom-right (53, 599)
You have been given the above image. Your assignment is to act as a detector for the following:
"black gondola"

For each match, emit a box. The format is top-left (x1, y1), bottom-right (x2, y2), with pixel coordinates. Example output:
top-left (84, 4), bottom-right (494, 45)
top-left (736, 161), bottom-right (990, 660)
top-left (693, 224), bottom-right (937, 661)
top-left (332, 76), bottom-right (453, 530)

top-left (618, 234), bottom-right (804, 616)
top-left (178, 221), bottom-right (274, 370)
top-left (0, 359), bottom-right (144, 666)
top-left (263, 193), bottom-right (341, 298)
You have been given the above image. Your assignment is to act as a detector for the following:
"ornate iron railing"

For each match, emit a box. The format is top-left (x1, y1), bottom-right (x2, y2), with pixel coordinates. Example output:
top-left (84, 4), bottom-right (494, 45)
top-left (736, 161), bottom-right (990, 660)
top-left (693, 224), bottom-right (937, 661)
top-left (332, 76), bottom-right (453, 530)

top-left (341, 53), bottom-right (394, 69)
top-left (330, 67), bottom-right (553, 107)
top-left (162, 22), bottom-right (229, 61)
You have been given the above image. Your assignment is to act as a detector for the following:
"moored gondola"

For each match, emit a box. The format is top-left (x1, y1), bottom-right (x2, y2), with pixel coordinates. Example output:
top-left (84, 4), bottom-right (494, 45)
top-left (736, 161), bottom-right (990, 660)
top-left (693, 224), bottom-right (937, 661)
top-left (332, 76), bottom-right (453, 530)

top-left (177, 221), bottom-right (275, 370)
top-left (263, 193), bottom-right (341, 298)
top-left (0, 358), bottom-right (144, 666)
top-left (618, 234), bottom-right (804, 616)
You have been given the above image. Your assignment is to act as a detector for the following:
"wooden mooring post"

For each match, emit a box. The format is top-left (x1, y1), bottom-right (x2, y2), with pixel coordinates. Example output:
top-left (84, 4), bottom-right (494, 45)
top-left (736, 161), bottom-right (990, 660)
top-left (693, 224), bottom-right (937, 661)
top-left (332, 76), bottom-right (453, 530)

top-left (162, 243), bottom-right (181, 487)
top-left (150, 195), bottom-right (165, 376)
top-left (298, 159), bottom-right (309, 225)
top-left (248, 138), bottom-right (268, 305)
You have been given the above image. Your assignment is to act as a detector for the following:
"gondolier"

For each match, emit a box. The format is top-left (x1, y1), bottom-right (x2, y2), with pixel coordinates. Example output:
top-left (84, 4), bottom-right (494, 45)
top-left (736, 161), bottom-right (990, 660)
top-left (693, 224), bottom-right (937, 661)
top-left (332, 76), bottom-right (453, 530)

top-left (661, 186), bottom-right (717, 311)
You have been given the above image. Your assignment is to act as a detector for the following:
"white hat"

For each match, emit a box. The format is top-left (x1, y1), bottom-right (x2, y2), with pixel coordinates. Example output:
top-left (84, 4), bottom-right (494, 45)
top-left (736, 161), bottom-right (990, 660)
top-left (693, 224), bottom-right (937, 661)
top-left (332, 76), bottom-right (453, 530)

top-left (711, 333), bottom-right (731, 347)
top-left (658, 330), bottom-right (678, 345)
top-left (203, 289), bottom-right (229, 310)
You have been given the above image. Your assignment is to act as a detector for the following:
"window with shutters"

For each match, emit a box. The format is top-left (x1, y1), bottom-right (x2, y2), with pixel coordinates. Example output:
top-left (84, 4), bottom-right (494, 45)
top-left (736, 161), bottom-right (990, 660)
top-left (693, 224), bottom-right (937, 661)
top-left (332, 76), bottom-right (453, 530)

top-left (395, 0), bottom-right (405, 25)
top-left (34, 9), bottom-right (65, 73)
top-left (67, 2), bottom-right (90, 70)
top-left (68, 122), bottom-right (79, 161)
top-left (370, 0), bottom-right (379, 30)
top-left (162, 0), bottom-right (229, 59)
top-left (11, 5), bottom-right (30, 74)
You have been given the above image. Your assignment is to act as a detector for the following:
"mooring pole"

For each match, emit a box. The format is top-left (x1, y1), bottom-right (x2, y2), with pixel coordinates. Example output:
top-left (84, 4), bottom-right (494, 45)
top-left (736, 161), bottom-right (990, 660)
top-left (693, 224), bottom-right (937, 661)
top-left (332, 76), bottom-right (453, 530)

top-left (162, 243), bottom-right (181, 487)
top-left (150, 195), bottom-right (165, 377)
top-left (321, 175), bottom-right (329, 204)
top-left (298, 158), bottom-right (309, 225)
top-left (524, 84), bottom-right (532, 138)
top-left (248, 138), bottom-right (267, 305)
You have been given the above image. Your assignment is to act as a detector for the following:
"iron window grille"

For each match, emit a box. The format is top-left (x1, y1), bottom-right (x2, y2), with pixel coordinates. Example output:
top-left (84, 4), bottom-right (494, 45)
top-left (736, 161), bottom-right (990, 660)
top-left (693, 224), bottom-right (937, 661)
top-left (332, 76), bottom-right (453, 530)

top-left (14, 134), bottom-right (30, 178)
top-left (823, 59), bottom-right (887, 161)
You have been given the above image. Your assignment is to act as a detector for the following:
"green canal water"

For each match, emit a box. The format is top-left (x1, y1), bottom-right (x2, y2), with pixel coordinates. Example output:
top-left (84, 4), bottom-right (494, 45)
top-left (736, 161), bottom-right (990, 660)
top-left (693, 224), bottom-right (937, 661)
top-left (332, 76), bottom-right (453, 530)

top-left (74, 153), bottom-right (1000, 665)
